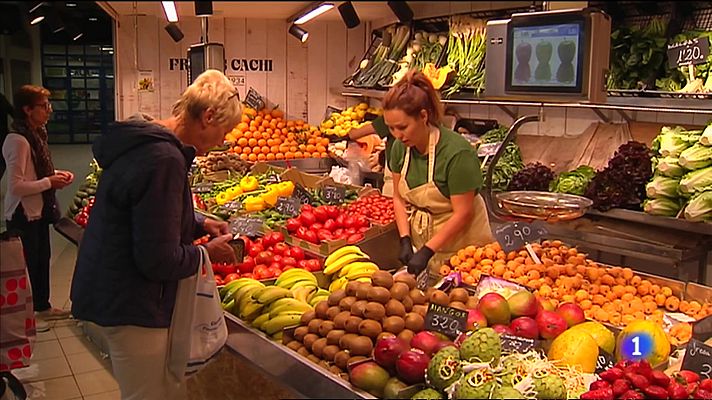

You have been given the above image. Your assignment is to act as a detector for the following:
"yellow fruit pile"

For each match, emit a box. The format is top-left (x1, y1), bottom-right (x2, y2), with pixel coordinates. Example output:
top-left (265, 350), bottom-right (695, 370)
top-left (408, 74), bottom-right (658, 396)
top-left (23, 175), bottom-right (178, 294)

top-left (440, 240), bottom-right (712, 327)
top-left (225, 107), bottom-right (329, 162)
top-left (320, 103), bottom-right (381, 138)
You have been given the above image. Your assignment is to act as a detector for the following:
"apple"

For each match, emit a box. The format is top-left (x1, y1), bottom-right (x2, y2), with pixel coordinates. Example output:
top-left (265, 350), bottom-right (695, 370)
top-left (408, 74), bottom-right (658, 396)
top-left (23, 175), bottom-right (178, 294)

top-left (509, 317), bottom-right (539, 339)
top-left (282, 257), bottom-right (297, 267)
top-left (467, 309), bottom-right (488, 331)
top-left (556, 303), bottom-right (586, 328)
top-left (535, 310), bottom-right (567, 340)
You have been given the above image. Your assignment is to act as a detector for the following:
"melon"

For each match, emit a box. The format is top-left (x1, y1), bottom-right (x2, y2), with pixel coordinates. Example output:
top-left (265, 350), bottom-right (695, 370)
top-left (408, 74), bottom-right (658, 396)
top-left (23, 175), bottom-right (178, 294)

top-left (615, 320), bottom-right (670, 367)
top-left (568, 321), bottom-right (616, 354)
top-left (548, 329), bottom-right (599, 373)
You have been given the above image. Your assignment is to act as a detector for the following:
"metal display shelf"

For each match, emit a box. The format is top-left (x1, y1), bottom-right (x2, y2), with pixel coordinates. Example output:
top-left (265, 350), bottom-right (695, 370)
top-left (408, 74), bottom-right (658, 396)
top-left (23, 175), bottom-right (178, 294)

top-left (587, 208), bottom-right (712, 236)
top-left (224, 313), bottom-right (375, 400)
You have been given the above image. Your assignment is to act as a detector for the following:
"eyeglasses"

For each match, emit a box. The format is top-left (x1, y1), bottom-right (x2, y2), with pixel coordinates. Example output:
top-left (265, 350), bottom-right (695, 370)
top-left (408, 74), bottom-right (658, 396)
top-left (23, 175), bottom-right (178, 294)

top-left (34, 102), bottom-right (52, 111)
top-left (228, 91), bottom-right (240, 102)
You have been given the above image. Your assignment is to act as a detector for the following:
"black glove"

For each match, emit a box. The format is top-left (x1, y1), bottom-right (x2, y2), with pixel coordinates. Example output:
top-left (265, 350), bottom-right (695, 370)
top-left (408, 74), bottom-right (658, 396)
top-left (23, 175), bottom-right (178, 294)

top-left (399, 236), bottom-right (415, 265)
top-left (407, 246), bottom-right (435, 276)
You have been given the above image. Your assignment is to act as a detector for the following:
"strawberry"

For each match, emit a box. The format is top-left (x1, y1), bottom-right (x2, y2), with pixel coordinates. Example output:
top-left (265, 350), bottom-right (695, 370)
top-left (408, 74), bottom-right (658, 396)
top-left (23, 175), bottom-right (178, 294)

top-left (580, 387), bottom-right (613, 400)
top-left (616, 359), bottom-right (635, 370)
top-left (643, 385), bottom-right (669, 399)
top-left (687, 383), bottom-right (699, 396)
top-left (701, 379), bottom-right (712, 392)
top-left (650, 370), bottom-right (670, 387)
top-left (626, 373), bottom-right (650, 390)
top-left (676, 370), bottom-right (700, 384)
top-left (636, 360), bottom-right (654, 380)
top-left (668, 382), bottom-right (689, 400)
top-left (695, 388), bottom-right (712, 399)
top-left (619, 390), bottom-right (645, 400)
top-left (612, 379), bottom-right (632, 397)
top-left (600, 367), bottom-right (625, 382)
top-left (590, 380), bottom-right (611, 391)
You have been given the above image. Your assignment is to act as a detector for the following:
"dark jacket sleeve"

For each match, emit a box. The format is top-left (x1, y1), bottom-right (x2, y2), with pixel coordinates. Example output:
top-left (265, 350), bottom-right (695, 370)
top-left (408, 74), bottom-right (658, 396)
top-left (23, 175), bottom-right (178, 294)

top-left (194, 212), bottom-right (207, 238)
top-left (131, 154), bottom-right (200, 282)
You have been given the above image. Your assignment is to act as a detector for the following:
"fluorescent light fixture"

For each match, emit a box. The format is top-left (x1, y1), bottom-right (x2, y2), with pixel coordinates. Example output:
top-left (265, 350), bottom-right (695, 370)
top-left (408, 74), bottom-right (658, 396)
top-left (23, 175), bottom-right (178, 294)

top-left (89, 17), bottom-right (98, 21)
top-left (66, 2), bottom-right (77, 7)
top-left (28, 1), bottom-right (44, 13)
top-left (101, 47), bottom-right (113, 51)
top-left (289, 24), bottom-right (309, 42)
top-left (30, 14), bottom-right (45, 25)
top-left (161, 1), bottom-right (178, 23)
top-left (294, 2), bottom-right (334, 25)
top-left (72, 31), bottom-right (83, 41)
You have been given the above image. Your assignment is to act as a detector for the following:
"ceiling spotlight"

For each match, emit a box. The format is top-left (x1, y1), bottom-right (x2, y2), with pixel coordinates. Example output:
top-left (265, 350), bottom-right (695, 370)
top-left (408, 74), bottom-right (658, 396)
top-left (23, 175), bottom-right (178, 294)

top-left (28, 1), bottom-right (45, 13)
top-left (194, 1), bottom-right (213, 17)
top-left (289, 24), bottom-right (309, 43)
top-left (292, 2), bottom-right (334, 25)
top-left (161, 1), bottom-right (178, 23)
top-left (387, 1), bottom-right (413, 23)
top-left (338, 1), bottom-right (360, 29)
top-left (165, 22), bottom-right (184, 42)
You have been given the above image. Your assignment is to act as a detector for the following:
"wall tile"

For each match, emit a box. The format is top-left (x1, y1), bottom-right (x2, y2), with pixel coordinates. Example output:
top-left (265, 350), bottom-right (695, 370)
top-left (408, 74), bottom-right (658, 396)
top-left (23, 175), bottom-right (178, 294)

top-left (656, 112), bottom-right (695, 126)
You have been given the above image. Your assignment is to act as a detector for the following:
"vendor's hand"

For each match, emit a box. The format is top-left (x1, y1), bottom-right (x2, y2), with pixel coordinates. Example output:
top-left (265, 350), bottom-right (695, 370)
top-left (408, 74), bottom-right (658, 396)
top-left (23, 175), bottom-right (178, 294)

top-left (399, 236), bottom-right (415, 265)
top-left (55, 170), bottom-right (74, 184)
top-left (203, 218), bottom-right (229, 237)
top-left (406, 246), bottom-right (435, 276)
top-left (203, 234), bottom-right (237, 264)
top-left (48, 173), bottom-right (71, 189)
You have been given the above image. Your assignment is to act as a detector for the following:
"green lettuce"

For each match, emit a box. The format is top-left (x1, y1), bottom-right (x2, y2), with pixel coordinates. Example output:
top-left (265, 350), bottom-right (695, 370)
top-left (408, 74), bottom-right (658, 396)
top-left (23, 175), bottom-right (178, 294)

top-left (701, 123), bottom-right (712, 146)
top-left (549, 165), bottom-right (596, 195)
top-left (684, 191), bottom-right (712, 222)
top-left (655, 157), bottom-right (686, 178)
top-left (679, 143), bottom-right (712, 170)
top-left (679, 166), bottom-right (712, 196)
top-left (643, 197), bottom-right (682, 217)
top-left (645, 175), bottom-right (680, 198)
top-left (652, 126), bottom-right (701, 157)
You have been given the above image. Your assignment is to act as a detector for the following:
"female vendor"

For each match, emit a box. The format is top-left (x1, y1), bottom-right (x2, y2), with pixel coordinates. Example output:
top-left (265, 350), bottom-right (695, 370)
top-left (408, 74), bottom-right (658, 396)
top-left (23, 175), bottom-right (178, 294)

top-left (385, 70), bottom-right (493, 284)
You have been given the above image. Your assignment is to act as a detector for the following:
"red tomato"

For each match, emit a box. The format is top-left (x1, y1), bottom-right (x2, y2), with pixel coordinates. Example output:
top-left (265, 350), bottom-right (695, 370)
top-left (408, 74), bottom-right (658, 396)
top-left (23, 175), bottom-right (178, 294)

top-left (343, 216), bottom-right (356, 229)
top-left (272, 242), bottom-right (289, 256)
top-left (261, 234), bottom-right (277, 248)
top-left (358, 226), bottom-right (369, 233)
top-left (241, 273), bottom-right (254, 279)
top-left (346, 233), bottom-right (365, 244)
top-left (355, 215), bottom-right (369, 229)
top-left (311, 222), bottom-right (324, 231)
top-left (313, 206), bottom-right (329, 223)
top-left (268, 262), bottom-right (282, 272)
top-left (299, 211), bottom-right (317, 227)
top-left (215, 277), bottom-right (224, 286)
top-left (222, 264), bottom-right (237, 275)
top-left (272, 254), bottom-right (284, 265)
top-left (241, 236), bottom-right (252, 249)
top-left (271, 231), bottom-right (285, 243)
top-left (326, 205), bottom-right (340, 219)
top-left (248, 243), bottom-right (264, 258)
top-left (256, 251), bottom-right (274, 265)
top-left (334, 228), bottom-right (344, 237)
top-left (317, 229), bottom-right (333, 242)
top-left (289, 246), bottom-right (305, 261)
top-left (346, 228), bottom-right (357, 235)
top-left (323, 219), bottom-right (337, 232)
top-left (282, 265), bottom-right (294, 271)
top-left (307, 259), bottom-right (321, 271)
top-left (297, 260), bottom-right (310, 270)
top-left (304, 230), bottom-right (319, 244)
top-left (282, 257), bottom-right (297, 267)
top-left (335, 214), bottom-right (345, 228)
top-left (253, 265), bottom-right (269, 279)
top-left (296, 226), bottom-right (309, 239)
top-left (301, 204), bottom-right (314, 213)
top-left (224, 273), bottom-right (240, 284)
top-left (286, 218), bottom-right (301, 233)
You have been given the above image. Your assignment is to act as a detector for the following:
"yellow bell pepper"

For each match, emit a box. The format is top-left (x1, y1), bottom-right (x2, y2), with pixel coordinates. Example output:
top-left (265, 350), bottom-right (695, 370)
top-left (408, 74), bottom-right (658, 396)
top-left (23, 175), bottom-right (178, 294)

top-left (215, 192), bottom-right (229, 206)
top-left (261, 187), bottom-right (280, 207)
top-left (227, 186), bottom-right (243, 199)
top-left (277, 181), bottom-right (295, 197)
top-left (243, 196), bottom-right (266, 212)
top-left (240, 176), bottom-right (259, 192)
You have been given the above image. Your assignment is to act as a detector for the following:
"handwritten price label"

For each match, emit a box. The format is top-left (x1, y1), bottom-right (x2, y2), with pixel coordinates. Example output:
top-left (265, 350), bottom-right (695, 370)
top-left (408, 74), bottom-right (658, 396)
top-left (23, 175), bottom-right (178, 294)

top-left (245, 87), bottom-right (265, 110)
top-left (424, 304), bottom-right (467, 340)
top-left (477, 142), bottom-right (502, 157)
top-left (323, 185), bottom-right (346, 205)
top-left (667, 37), bottom-right (710, 68)
top-left (682, 339), bottom-right (712, 379)
top-left (500, 334), bottom-right (537, 354)
top-left (493, 221), bottom-right (548, 253)
top-left (276, 196), bottom-right (301, 217)
top-left (596, 349), bottom-right (616, 374)
top-left (293, 184), bottom-right (313, 205)
top-left (192, 182), bottom-right (214, 194)
top-left (230, 217), bottom-right (262, 237)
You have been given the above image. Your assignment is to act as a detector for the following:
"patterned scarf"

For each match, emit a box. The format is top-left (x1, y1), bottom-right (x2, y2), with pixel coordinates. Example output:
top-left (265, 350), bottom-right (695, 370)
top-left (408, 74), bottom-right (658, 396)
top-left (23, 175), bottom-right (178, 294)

top-left (10, 120), bottom-right (58, 221)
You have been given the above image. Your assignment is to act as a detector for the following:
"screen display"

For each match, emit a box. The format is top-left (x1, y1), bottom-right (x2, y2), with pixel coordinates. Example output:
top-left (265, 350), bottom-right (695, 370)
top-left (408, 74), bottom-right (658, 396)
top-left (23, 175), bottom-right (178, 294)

top-left (510, 23), bottom-right (581, 88)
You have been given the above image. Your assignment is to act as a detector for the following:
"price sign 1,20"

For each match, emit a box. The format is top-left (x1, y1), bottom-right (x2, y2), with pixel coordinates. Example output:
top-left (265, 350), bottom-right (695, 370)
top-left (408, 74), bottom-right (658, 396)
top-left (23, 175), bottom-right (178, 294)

top-left (493, 221), bottom-right (548, 253)
top-left (667, 36), bottom-right (710, 68)
top-left (424, 303), bottom-right (468, 340)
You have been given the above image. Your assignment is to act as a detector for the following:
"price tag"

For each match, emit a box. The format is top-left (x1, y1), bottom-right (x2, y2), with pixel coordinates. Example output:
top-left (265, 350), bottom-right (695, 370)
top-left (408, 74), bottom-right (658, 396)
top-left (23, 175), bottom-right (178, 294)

top-left (293, 184), bottom-right (313, 205)
top-left (595, 349), bottom-right (616, 374)
top-left (477, 142), bottom-right (502, 157)
top-left (276, 196), bottom-right (301, 217)
top-left (493, 221), bottom-right (548, 253)
top-left (500, 334), bottom-right (537, 354)
top-left (245, 87), bottom-right (265, 111)
top-left (192, 182), bottom-right (214, 194)
top-left (424, 304), bottom-right (467, 340)
top-left (667, 37), bottom-right (710, 68)
top-left (223, 201), bottom-right (243, 212)
top-left (682, 339), bottom-right (712, 379)
top-left (323, 185), bottom-right (346, 205)
top-left (230, 217), bottom-right (263, 237)
top-left (265, 173), bottom-right (281, 184)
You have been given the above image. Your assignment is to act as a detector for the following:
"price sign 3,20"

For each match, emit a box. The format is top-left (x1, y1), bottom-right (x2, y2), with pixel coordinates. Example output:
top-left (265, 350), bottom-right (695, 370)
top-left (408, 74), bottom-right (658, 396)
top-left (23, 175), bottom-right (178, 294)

top-left (424, 304), bottom-right (468, 340)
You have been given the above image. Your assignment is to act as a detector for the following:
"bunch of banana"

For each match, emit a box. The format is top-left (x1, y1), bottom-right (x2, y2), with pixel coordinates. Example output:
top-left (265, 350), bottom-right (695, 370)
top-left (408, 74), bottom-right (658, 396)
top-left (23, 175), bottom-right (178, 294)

top-left (219, 278), bottom-right (266, 312)
top-left (324, 245), bottom-right (380, 292)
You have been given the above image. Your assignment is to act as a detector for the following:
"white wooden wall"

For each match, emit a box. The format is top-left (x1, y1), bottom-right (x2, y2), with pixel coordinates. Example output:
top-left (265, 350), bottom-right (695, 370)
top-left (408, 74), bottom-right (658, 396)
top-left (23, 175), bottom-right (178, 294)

top-left (115, 15), bottom-right (367, 124)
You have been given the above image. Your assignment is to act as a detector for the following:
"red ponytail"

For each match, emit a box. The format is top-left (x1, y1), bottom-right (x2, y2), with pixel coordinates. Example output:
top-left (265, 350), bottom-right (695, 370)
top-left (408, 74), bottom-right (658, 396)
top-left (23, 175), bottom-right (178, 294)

top-left (382, 69), bottom-right (443, 125)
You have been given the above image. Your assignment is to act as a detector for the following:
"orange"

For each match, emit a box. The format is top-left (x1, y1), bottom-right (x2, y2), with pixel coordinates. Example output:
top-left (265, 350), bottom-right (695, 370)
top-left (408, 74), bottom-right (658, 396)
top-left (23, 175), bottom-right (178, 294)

top-left (270, 146), bottom-right (280, 154)
top-left (248, 153), bottom-right (257, 162)
top-left (256, 153), bottom-right (266, 161)
top-left (241, 115), bottom-right (250, 123)
top-left (262, 132), bottom-right (270, 140)
top-left (255, 116), bottom-right (263, 124)
top-left (251, 147), bottom-right (261, 154)
top-left (289, 146), bottom-right (298, 153)
top-left (237, 122), bottom-right (249, 132)
top-left (264, 114), bottom-right (272, 121)
top-left (306, 144), bottom-right (316, 153)
top-left (261, 146), bottom-right (270, 154)
top-left (276, 153), bottom-right (285, 160)
top-left (242, 147), bottom-right (251, 154)
top-left (257, 139), bottom-right (267, 147)
top-left (233, 146), bottom-right (242, 154)
top-left (294, 151), bottom-right (304, 159)
top-left (258, 126), bottom-right (265, 133)
top-left (237, 138), bottom-right (248, 147)
top-left (266, 153), bottom-right (275, 161)
top-left (285, 152), bottom-right (294, 159)
top-left (248, 138), bottom-right (258, 147)
top-left (239, 153), bottom-right (248, 161)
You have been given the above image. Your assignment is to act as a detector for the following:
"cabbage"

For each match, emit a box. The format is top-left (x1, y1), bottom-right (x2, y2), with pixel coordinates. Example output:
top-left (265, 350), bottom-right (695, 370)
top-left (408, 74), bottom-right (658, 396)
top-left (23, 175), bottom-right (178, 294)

top-left (655, 157), bottom-right (686, 178)
top-left (700, 123), bottom-right (712, 146)
top-left (679, 166), bottom-right (712, 196)
top-left (679, 143), bottom-right (712, 170)
top-left (645, 175), bottom-right (680, 198)
top-left (684, 191), bottom-right (712, 221)
top-left (653, 126), bottom-right (701, 157)
top-left (550, 165), bottom-right (596, 195)
top-left (643, 197), bottom-right (682, 217)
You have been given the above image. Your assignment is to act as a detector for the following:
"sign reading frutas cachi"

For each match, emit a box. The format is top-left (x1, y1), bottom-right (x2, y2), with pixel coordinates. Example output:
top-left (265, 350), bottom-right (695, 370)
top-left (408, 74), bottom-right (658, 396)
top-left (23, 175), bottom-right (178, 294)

top-left (169, 58), bottom-right (273, 72)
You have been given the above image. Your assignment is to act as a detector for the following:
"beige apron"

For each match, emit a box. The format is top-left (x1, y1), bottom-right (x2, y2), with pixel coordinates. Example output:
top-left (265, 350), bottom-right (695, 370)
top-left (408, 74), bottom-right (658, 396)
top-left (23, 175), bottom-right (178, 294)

top-left (398, 128), bottom-right (493, 286)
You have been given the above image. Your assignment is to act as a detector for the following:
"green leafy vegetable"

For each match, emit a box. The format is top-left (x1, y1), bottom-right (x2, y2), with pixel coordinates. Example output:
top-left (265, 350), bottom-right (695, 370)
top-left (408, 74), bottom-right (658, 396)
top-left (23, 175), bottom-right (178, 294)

top-left (679, 143), bottom-right (712, 170)
top-left (655, 157), bottom-right (686, 178)
top-left (645, 175), bottom-right (680, 199)
top-left (684, 191), bottom-right (712, 222)
top-left (479, 126), bottom-right (524, 191)
top-left (643, 197), bottom-right (683, 217)
top-left (607, 18), bottom-right (668, 90)
top-left (701, 123), bottom-right (712, 146)
top-left (679, 166), bottom-right (712, 196)
top-left (549, 165), bottom-right (596, 195)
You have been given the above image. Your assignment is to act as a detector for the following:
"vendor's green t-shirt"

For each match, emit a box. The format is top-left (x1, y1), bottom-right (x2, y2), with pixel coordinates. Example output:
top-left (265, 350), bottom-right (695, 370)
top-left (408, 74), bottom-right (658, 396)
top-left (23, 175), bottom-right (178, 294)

top-left (371, 115), bottom-right (394, 161)
top-left (388, 126), bottom-right (483, 198)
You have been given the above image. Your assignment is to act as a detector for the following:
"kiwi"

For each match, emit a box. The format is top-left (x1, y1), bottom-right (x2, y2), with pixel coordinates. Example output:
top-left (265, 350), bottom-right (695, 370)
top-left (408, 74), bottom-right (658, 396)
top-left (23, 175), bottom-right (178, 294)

top-left (367, 286), bottom-right (391, 304)
top-left (349, 336), bottom-right (374, 356)
top-left (345, 316), bottom-right (364, 333)
top-left (382, 316), bottom-right (406, 334)
top-left (395, 274), bottom-right (417, 290)
top-left (338, 296), bottom-right (357, 311)
top-left (345, 281), bottom-right (362, 297)
top-left (404, 312), bottom-right (425, 331)
top-left (312, 337), bottom-right (328, 358)
top-left (297, 346), bottom-right (311, 357)
top-left (294, 326), bottom-right (309, 342)
top-left (350, 300), bottom-right (369, 318)
top-left (448, 301), bottom-right (467, 311)
top-left (466, 296), bottom-right (478, 309)
top-left (449, 288), bottom-right (470, 304)
top-left (287, 341), bottom-right (303, 351)
top-left (322, 345), bottom-right (341, 362)
top-left (328, 289), bottom-right (347, 307)
top-left (303, 333), bottom-right (319, 350)
top-left (385, 299), bottom-right (406, 317)
top-left (429, 290), bottom-right (450, 306)
top-left (397, 329), bottom-right (415, 345)
top-left (334, 350), bottom-right (351, 369)
top-left (315, 301), bottom-right (330, 319)
top-left (308, 318), bottom-right (323, 334)
top-left (364, 302), bottom-right (386, 320)
top-left (339, 333), bottom-right (359, 350)
top-left (300, 310), bottom-right (316, 325)
top-left (358, 319), bottom-right (383, 339)
top-left (402, 295), bottom-right (414, 312)
top-left (307, 354), bottom-right (321, 364)
top-left (390, 282), bottom-right (410, 301)
top-left (371, 270), bottom-right (394, 289)
top-left (412, 304), bottom-right (428, 317)
top-left (356, 283), bottom-right (371, 300)
top-left (326, 329), bottom-right (346, 346)
top-left (377, 332), bottom-right (396, 342)
top-left (318, 320), bottom-right (336, 337)
top-left (326, 306), bottom-right (342, 320)
top-left (409, 288), bottom-right (427, 305)
top-left (333, 311), bottom-right (352, 330)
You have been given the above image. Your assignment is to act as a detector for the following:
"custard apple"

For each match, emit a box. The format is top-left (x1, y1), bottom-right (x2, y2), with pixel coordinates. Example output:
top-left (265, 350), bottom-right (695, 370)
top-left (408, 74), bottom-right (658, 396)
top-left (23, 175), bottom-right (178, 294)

top-left (427, 347), bottom-right (462, 391)
top-left (497, 361), bottom-right (528, 388)
top-left (459, 327), bottom-right (501, 366)
top-left (411, 388), bottom-right (444, 399)
top-left (532, 370), bottom-right (567, 400)
top-left (494, 385), bottom-right (527, 399)
top-left (455, 367), bottom-right (496, 399)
